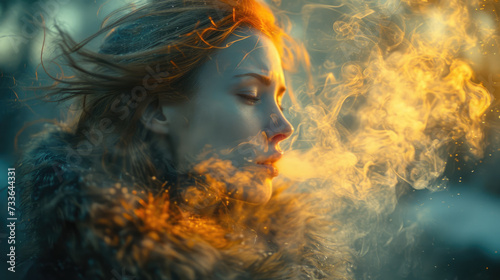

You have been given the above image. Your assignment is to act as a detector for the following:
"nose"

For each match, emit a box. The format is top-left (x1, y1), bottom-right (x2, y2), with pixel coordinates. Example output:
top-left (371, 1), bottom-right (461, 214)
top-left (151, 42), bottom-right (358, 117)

top-left (265, 111), bottom-right (294, 146)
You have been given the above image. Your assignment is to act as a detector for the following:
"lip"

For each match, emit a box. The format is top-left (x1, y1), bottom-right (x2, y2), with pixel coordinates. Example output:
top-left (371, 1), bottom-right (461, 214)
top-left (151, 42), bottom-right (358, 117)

top-left (254, 150), bottom-right (282, 178)
top-left (257, 163), bottom-right (279, 177)
top-left (255, 151), bottom-right (283, 165)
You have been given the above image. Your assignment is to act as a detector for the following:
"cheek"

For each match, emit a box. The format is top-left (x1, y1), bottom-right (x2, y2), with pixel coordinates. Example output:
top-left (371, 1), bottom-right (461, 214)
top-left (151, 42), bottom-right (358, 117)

top-left (186, 99), bottom-right (263, 154)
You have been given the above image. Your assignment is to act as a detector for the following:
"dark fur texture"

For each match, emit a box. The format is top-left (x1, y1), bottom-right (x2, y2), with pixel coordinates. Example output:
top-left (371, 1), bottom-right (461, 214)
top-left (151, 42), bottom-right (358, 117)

top-left (17, 125), bottom-right (351, 279)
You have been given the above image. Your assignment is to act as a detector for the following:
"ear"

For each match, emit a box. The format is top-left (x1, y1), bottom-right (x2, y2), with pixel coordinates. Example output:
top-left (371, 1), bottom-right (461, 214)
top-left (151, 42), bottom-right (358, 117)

top-left (141, 101), bottom-right (171, 135)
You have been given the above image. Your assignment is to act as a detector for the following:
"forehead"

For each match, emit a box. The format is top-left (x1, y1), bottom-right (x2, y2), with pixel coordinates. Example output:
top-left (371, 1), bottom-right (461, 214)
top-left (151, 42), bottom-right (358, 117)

top-left (207, 29), bottom-right (284, 82)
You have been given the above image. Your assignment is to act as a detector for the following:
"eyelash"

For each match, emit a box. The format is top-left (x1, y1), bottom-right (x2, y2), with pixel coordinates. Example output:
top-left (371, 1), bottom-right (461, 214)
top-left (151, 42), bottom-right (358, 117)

top-left (238, 94), bottom-right (260, 105)
top-left (237, 94), bottom-right (285, 111)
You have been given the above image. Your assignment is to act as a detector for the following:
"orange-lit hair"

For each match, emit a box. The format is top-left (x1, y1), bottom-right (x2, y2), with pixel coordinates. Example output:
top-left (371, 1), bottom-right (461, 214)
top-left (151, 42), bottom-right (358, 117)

top-left (39, 0), bottom-right (304, 185)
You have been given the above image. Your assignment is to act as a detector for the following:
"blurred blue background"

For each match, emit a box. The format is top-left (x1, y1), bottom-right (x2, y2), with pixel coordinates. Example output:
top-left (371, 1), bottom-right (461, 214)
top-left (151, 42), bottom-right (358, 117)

top-left (1, 0), bottom-right (499, 279)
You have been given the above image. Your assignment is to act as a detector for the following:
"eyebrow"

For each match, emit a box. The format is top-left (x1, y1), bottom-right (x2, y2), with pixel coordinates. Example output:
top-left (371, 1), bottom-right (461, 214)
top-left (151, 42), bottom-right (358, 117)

top-left (233, 73), bottom-right (287, 95)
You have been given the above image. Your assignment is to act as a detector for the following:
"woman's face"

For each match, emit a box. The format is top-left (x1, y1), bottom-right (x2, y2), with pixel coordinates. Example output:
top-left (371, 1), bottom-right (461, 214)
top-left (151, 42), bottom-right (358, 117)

top-left (157, 29), bottom-right (294, 204)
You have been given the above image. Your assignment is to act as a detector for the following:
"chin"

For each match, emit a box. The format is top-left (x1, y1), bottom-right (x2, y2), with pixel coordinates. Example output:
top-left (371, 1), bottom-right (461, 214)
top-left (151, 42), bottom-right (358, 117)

top-left (244, 178), bottom-right (273, 204)
top-left (192, 156), bottom-right (275, 205)
top-left (227, 176), bottom-right (273, 205)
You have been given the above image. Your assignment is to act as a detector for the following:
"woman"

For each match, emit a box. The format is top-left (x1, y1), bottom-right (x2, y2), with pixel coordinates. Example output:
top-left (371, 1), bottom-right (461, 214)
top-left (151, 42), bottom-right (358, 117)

top-left (18, 0), bottom-right (349, 279)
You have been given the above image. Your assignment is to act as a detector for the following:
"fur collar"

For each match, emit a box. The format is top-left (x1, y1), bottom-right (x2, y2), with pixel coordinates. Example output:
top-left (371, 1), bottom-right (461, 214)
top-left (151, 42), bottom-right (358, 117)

top-left (18, 125), bottom-right (351, 279)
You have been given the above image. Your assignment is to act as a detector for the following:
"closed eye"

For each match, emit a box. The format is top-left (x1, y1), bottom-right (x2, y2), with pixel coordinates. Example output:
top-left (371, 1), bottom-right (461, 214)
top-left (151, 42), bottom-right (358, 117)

top-left (238, 94), bottom-right (286, 111)
top-left (237, 93), bottom-right (261, 105)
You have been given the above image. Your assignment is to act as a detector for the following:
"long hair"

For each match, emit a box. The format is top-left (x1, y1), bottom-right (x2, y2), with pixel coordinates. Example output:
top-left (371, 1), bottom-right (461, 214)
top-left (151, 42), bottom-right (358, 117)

top-left (17, 3), bottom-right (352, 278)
top-left (39, 0), bottom-right (305, 187)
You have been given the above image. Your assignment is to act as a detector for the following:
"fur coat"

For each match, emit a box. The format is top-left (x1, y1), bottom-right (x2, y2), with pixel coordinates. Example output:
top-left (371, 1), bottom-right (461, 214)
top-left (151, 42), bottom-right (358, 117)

top-left (17, 125), bottom-right (351, 280)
